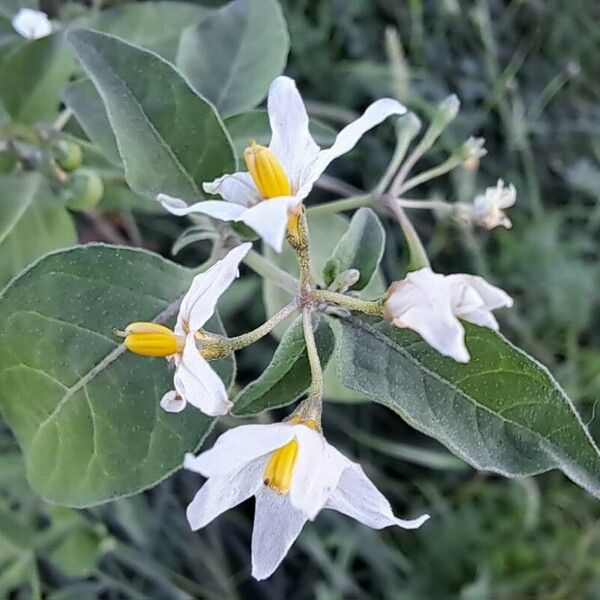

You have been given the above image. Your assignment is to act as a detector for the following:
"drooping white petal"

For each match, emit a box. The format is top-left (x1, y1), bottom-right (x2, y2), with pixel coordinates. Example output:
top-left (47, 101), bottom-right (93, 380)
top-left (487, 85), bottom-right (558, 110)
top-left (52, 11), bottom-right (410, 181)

top-left (159, 390), bottom-right (186, 413)
top-left (295, 98), bottom-right (407, 200)
top-left (458, 307), bottom-right (499, 330)
top-left (251, 487), bottom-right (309, 581)
top-left (239, 196), bottom-right (300, 253)
top-left (449, 274), bottom-right (513, 311)
top-left (289, 426), bottom-right (349, 520)
top-left (174, 333), bottom-right (232, 416)
top-left (157, 193), bottom-right (248, 220)
top-left (11, 8), bottom-right (51, 39)
top-left (202, 172), bottom-right (261, 207)
top-left (267, 76), bottom-right (320, 191)
top-left (325, 464), bottom-right (430, 530)
top-left (395, 304), bottom-right (469, 363)
top-left (186, 458), bottom-right (265, 530)
top-left (184, 423), bottom-right (295, 477)
top-left (176, 243), bottom-right (251, 333)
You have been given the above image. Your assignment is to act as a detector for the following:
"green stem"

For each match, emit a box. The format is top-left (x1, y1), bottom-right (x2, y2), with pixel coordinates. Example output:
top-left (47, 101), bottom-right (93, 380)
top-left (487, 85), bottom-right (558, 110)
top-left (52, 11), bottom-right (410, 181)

top-left (243, 249), bottom-right (298, 294)
top-left (201, 300), bottom-right (298, 355)
top-left (386, 196), bottom-right (431, 270)
top-left (307, 194), bottom-right (373, 216)
top-left (396, 155), bottom-right (462, 196)
top-left (303, 309), bottom-right (323, 401)
top-left (312, 289), bottom-right (384, 316)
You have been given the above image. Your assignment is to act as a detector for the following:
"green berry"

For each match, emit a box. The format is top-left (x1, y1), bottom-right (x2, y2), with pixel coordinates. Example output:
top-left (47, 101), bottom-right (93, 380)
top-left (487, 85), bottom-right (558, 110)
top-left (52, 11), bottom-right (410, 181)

top-left (55, 140), bottom-right (83, 172)
top-left (65, 169), bottom-right (104, 211)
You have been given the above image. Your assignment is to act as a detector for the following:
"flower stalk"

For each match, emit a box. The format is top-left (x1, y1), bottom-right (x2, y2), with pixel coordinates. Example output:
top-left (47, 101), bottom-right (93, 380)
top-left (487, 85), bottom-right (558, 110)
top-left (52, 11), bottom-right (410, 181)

top-left (312, 289), bottom-right (384, 317)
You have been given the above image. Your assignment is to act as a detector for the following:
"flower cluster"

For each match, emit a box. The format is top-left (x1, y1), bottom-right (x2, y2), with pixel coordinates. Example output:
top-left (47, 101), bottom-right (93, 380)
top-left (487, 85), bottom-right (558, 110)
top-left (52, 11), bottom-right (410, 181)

top-left (121, 76), bottom-right (516, 579)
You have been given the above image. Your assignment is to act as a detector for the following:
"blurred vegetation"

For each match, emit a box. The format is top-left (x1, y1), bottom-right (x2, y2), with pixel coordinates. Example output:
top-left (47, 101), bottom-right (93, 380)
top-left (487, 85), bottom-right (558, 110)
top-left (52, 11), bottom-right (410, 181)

top-left (0, 0), bottom-right (599, 598)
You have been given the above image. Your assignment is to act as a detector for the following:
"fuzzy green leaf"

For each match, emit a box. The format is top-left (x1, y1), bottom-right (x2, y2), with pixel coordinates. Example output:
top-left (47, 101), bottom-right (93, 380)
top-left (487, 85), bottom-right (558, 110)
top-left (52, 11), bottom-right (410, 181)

top-left (0, 245), bottom-right (234, 507)
top-left (335, 316), bottom-right (600, 497)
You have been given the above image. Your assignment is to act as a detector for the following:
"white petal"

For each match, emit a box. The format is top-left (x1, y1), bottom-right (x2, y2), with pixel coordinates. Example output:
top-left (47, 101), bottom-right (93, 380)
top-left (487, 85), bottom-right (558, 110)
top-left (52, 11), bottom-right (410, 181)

top-left (459, 307), bottom-right (499, 330)
top-left (202, 172), bottom-right (261, 207)
top-left (186, 458), bottom-right (265, 530)
top-left (11, 8), bottom-right (51, 39)
top-left (157, 193), bottom-right (248, 221)
top-left (176, 243), bottom-right (251, 332)
top-left (449, 274), bottom-right (513, 311)
top-left (396, 304), bottom-right (469, 362)
top-left (251, 487), bottom-right (309, 581)
top-left (296, 98), bottom-right (407, 199)
top-left (326, 464), bottom-right (430, 530)
top-left (267, 76), bottom-right (320, 191)
top-left (289, 427), bottom-right (349, 520)
top-left (159, 390), bottom-right (186, 413)
top-left (240, 196), bottom-right (300, 253)
top-left (174, 334), bottom-right (232, 416)
top-left (184, 423), bottom-right (294, 477)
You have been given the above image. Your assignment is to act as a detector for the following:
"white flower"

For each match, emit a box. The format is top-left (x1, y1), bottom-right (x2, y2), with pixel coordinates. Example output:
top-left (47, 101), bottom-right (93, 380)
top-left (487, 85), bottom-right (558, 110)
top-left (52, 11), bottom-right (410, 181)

top-left (472, 179), bottom-right (516, 230)
top-left (383, 268), bottom-right (513, 362)
top-left (11, 8), bottom-right (52, 39)
top-left (124, 243), bottom-right (251, 416)
top-left (184, 419), bottom-right (429, 580)
top-left (158, 76), bottom-right (406, 252)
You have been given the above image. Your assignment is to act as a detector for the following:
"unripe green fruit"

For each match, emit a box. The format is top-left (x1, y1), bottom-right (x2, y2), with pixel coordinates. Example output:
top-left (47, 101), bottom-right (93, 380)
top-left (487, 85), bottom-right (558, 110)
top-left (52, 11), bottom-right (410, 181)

top-left (65, 169), bottom-right (104, 211)
top-left (55, 140), bottom-right (83, 172)
top-left (0, 150), bottom-right (17, 173)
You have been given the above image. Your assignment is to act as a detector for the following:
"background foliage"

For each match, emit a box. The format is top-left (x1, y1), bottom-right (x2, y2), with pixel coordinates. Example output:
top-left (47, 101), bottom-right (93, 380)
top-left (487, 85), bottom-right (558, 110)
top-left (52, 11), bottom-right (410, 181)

top-left (0, 0), bottom-right (599, 598)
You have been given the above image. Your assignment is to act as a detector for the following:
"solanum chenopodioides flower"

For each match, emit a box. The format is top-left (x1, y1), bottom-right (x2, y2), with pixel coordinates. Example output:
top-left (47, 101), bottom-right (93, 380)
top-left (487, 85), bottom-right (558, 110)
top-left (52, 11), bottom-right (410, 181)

top-left (121, 243), bottom-right (251, 416)
top-left (383, 268), bottom-right (513, 362)
top-left (184, 417), bottom-right (429, 580)
top-left (158, 75), bottom-right (407, 252)
top-left (471, 179), bottom-right (517, 230)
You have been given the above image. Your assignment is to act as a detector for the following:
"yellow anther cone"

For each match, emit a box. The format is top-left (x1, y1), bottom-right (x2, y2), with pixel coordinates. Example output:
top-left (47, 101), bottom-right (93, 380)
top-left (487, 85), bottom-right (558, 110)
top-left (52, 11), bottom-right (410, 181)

top-left (123, 322), bottom-right (183, 357)
top-left (263, 438), bottom-right (299, 495)
top-left (244, 141), bottom-right (291, 199)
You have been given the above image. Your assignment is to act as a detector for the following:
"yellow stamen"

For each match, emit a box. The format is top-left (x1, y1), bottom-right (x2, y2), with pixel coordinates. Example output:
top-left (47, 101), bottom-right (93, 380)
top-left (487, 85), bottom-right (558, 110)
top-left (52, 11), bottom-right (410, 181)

top-left (262, 419), bottom-right (319, 495)
top-left (244, 140), bottom-right (291, 199)
top-left (263, 438), bottom-right (299, 495)
top-left (122, 322), bottom-right (184, 357)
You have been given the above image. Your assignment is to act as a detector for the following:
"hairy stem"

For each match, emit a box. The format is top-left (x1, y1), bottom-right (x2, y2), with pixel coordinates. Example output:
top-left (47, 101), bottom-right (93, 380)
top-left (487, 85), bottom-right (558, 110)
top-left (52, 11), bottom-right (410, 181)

top-left (200, 300), bottom-right (298, 356)
top-left (312, 289), bottom-right (384, 316)
top-left (303, 309), bottom-right (323, 401)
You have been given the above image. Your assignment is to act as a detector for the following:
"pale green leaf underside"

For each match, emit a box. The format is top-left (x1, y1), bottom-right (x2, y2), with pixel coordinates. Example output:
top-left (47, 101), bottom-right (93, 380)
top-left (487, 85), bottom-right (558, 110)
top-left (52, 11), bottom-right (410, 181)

top-left (68, 29), bottom-right (236, 204)
top-left (0, 245), bottom-right (234, 507)
top-left (84, 1), bottom-right (211, 62)
top-left (177, 0), bottom-right (289, 118)
top-left (336, 316), bottom-right (600, 497)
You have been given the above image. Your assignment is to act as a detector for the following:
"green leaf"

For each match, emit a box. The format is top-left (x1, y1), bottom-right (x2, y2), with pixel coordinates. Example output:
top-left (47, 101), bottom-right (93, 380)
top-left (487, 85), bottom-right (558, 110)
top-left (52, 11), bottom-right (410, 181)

top-left (335, 316), bottom-right (600, 497)
top-left (225, 110), bottom-right (336, 159)
top-left (0, 173), bottom-right (77, 288)
top-left (68, 29), bottom-right (236, 204)
top-left (63, 78), bottom-right (121, 167)
top-left (233, 316), bottom-right (335, 416)
top-left (177, 0), bottom-right (288, 118)
top-left (324, 207), bottom-right (385, 290)
top-left (0, 245), bottom-right (235, 507)
top-left (0, 32), bottom-right (74, 124)
top-left (85, 1), bottom-right (211, 62)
